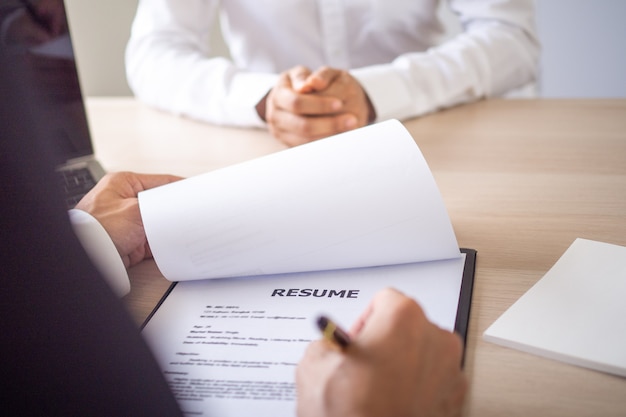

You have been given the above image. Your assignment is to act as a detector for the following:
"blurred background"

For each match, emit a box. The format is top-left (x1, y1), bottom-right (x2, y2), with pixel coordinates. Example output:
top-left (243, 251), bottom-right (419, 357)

top-left (65, 0), bottom-right (626, 98)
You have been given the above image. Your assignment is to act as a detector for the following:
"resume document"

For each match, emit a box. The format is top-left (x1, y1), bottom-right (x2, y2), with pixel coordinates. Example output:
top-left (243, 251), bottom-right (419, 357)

top-left (139, 120), bottom-right (470, 416)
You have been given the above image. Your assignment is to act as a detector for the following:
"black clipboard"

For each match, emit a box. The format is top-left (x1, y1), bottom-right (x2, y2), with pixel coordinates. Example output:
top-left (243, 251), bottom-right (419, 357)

top-left (457, 248), bottom-right (477, 364)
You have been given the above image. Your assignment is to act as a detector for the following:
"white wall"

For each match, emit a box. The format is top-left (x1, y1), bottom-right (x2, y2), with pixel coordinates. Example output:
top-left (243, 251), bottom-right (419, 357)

top-left (65, 0), bottom-right (228, 97)
top-left (67, 0), bottom-right (625, 98)
top-left (536, 0), bottom-right (626, 98)
top-left (65, 0), bottom-right (138, 96)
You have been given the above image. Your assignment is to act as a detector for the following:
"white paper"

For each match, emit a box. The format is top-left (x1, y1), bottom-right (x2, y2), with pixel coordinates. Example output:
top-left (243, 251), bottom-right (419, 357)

top-left (142, 255), bottom-right (466, 417)
top-left (484, 238), bottom-right (626, 377)
top-left (138, 120), bottom-right (460, 281)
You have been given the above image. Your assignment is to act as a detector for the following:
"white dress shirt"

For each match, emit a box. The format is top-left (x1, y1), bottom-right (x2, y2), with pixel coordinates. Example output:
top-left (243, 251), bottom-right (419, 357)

top-left (69, 209), bottom-right (131, 297)
top-left (126, 0), bottom-right (539, 128)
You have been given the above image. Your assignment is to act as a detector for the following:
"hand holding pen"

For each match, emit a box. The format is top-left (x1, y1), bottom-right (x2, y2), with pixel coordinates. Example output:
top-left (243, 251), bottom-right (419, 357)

top-left (297, 288), bottom-right (468, 417)
top-left (316, 315), bottom-right (351, 349)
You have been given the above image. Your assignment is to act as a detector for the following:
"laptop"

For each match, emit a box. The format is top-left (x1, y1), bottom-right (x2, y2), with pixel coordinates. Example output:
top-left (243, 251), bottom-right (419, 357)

top-left (4, 0), bottom-right (105, 208)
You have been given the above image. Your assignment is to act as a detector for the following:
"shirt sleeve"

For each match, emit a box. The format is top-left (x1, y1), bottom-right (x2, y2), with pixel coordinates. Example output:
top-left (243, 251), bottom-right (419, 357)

top-left (350, 0), bottom-right (540, 122)
top-left (68, 209), bottom-right (131, 297)
top-left (125, 0), bottom-right (277, 128)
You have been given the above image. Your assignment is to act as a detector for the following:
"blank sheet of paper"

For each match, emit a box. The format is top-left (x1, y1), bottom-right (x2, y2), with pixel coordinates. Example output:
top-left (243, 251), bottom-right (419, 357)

top-left (484, 238), bottom-right (626, 377)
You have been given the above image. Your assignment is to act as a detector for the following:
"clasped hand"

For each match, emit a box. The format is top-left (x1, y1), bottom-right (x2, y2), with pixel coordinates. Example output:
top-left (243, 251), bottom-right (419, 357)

top-left (257, 65), bottom-right (376, 146)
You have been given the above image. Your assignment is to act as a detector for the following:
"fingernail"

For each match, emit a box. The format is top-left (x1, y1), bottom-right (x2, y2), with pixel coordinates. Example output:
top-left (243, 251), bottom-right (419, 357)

top-left (345, 116), bottom-right (357, 129)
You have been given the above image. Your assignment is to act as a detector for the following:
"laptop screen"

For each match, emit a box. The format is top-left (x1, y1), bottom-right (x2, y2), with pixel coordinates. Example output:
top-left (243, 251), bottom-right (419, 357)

top-left (1, 0), bottom-right (93, 167)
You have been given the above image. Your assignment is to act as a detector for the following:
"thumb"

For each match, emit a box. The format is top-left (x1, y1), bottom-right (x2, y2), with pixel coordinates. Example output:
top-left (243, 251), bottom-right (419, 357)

top-left (289, 66), bottom-right (315, 93)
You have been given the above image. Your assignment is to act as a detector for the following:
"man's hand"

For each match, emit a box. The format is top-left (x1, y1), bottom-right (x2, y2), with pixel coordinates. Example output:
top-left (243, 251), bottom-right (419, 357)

top-left (293, 65), bottom-right (375, 125)
top-left (257, 66), bottom-right (375, 147)
top-left (75, 172), bottom-right (182, 268)
top-left (296, 288), bottom-right (467, 417)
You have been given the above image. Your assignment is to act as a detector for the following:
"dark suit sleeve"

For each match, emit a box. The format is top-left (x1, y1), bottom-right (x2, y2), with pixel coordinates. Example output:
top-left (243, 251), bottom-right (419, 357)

top-left (0, 48), bottom-right (183, 416)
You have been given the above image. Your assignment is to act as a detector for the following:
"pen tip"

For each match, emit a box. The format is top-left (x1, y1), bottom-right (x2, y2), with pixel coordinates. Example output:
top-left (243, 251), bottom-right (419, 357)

top-left (316, 315), bottom-right (328, 329)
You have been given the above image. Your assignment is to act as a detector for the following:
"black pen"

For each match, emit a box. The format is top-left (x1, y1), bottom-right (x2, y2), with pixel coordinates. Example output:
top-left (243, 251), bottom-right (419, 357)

top-left (316, 315), bottom-right (351, 348)
top-left (19, 0), bottom-right (50, 30)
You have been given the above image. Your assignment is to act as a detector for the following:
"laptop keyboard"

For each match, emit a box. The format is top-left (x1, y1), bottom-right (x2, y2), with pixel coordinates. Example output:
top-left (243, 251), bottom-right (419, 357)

top-left (59, 167), bottom-right (97, 209)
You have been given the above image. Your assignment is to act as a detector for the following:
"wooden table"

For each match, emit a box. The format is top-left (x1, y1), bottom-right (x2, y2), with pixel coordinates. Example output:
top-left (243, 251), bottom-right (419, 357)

top-left (86, 97), bottom-right (626, 417)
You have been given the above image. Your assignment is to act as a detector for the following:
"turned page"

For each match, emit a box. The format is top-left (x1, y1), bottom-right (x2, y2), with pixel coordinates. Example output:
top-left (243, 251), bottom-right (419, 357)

top-left (138, 120), bottom-right (460, 282)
